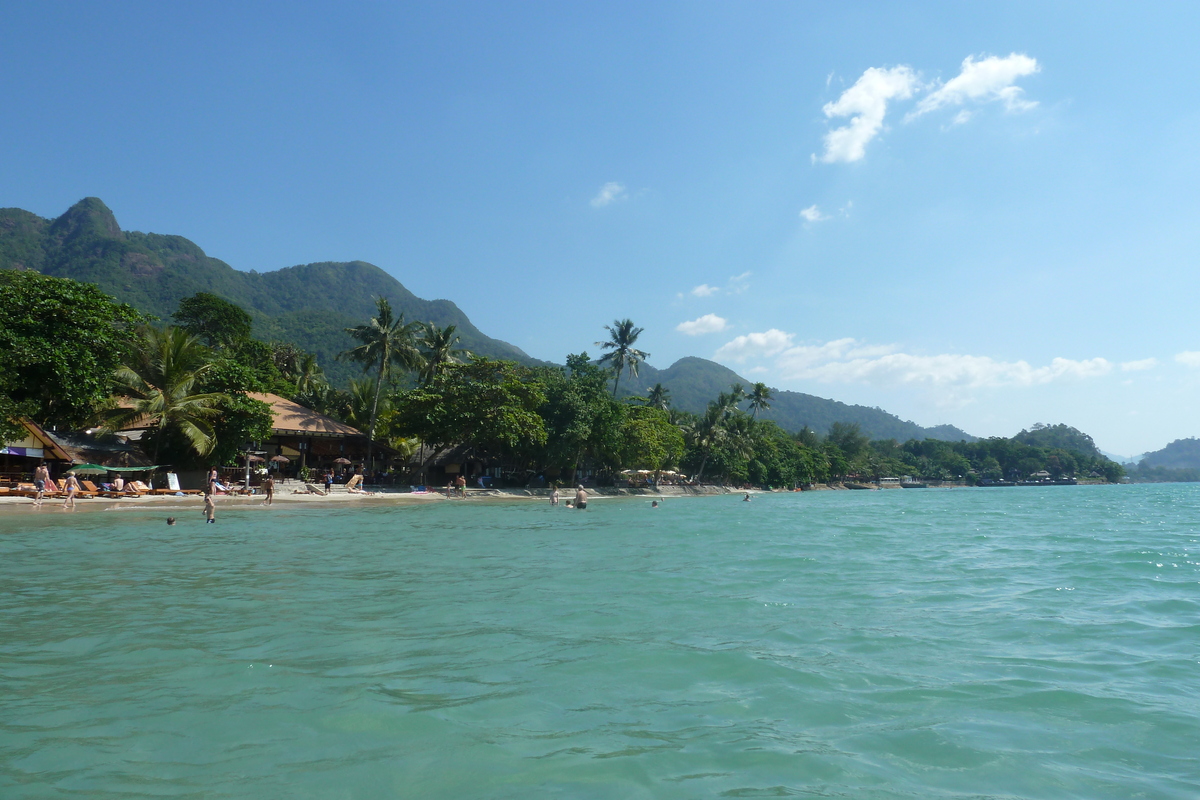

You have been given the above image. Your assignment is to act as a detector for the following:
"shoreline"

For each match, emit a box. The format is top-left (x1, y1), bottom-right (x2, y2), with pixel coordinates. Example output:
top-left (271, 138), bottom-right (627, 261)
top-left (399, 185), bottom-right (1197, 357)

top-left (0, 484), bottom-right (752, 514)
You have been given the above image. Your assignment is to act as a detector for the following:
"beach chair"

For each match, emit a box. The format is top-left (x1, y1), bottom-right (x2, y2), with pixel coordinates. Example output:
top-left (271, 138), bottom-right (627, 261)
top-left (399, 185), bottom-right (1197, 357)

top-left (128, 481), bottom-right (152, 495)
top-left (82, 480), bottom-right (120, 498)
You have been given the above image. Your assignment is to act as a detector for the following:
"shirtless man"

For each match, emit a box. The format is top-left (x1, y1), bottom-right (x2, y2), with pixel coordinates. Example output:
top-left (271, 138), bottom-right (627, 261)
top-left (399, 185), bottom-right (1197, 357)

top-left (262, 475), bottom-right (275, 506)
top-left (113, 475), bottom-right (125, 494)
top-left (455, 474), bottom-right (466, 498)
top-left (33, 462), bottom-right (50, 506)
top-left (61, 474), bottom-right (80, 509)
top-left (574, 485), bottom-right (588, 510)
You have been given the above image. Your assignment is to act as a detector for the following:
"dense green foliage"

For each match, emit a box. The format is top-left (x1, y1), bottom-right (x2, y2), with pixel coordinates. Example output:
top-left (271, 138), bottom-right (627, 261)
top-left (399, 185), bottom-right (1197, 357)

top-left (0, 270), bottom-right (146, 434)
top-left (172, 292), bottom-right (253, 346)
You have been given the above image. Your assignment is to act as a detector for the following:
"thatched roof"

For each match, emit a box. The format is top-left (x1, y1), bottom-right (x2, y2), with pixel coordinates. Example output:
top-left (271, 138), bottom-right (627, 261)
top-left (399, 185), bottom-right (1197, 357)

top-left (45, 429), bottom-right (150, 467)
top-left (246, 393), bottom-right (364, 438)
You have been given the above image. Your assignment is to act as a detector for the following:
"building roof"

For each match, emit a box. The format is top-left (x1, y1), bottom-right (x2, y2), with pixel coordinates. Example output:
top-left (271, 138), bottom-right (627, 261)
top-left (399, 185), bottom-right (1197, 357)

top-left (3, 418), bottom-right (73, 461)
top-left (247, 393), bottom-right (364, 438)
top-left (45, 429), bottom-right (151, 467)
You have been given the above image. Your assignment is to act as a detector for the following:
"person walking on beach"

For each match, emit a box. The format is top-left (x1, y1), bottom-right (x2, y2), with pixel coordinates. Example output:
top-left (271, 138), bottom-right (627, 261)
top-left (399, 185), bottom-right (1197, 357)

top-left (203, 492), bottom-right (216, 523)
top-left (324, 470), bottom-right (333, 494)
top-left (61, 474), bottom-right (80, 509)
top-left (33, 462), bottom-right (49, 506)
top-left (574, 485), bottom-right (588, 510)
top-left (262, 475), bottom-right (275, 506)
top-left (207, 466), bottom-right (219, 495)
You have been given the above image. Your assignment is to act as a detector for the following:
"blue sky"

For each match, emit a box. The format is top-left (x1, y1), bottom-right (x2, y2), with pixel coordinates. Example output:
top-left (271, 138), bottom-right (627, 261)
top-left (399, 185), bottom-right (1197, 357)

top-left (4, 2), bottom-right (1199, 455)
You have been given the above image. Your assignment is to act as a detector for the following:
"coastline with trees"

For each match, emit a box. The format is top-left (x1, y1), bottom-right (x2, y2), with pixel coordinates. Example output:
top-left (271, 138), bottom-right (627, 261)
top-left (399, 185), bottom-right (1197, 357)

top-left (0, 272), bottom-right (1127, 494)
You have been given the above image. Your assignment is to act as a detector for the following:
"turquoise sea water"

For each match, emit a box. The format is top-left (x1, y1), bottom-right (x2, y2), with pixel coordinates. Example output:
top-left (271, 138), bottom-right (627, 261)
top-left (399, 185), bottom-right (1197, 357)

top-left (1, 485), bottom-right (1198, 798)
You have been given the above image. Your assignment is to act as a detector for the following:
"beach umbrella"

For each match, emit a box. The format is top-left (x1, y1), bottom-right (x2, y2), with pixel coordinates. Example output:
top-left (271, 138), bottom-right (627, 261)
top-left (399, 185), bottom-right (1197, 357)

top-left (244, 454), bottom-right (265, 463)
top-left (333, 457), bottom-right (352, 465)
top-left (67, 464), bottom-right (110, 475)
top-left (270, 455), bottom-right (290, 463)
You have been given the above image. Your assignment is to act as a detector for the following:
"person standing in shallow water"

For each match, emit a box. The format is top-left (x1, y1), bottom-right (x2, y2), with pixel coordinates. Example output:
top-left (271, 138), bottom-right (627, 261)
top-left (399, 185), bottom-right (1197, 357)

top-left (550, 484), bottom-right (559, 506)
top-left (203, 492), bottom-right (215, 523)
top-left (33, 462), bottom-right (49, 507)
top-left (574, 485), bottom-right (587, 510)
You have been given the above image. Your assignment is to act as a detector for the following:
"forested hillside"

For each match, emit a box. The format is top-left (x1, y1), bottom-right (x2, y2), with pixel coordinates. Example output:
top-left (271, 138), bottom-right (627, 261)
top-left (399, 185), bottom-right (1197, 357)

top-left (2, 197), bottom-right (972, 441)
top-left (0, 198), bottom-right (539, 384)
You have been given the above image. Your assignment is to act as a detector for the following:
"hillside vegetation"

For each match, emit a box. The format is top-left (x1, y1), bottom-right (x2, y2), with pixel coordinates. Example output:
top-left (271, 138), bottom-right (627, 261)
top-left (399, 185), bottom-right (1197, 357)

top-left (2, 197), bottom-right (972, 441)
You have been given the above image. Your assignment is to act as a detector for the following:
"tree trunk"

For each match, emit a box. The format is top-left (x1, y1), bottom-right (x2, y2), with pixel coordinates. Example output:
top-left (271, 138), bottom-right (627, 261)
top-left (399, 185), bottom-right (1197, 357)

top-left (366, 357), bottom-right (385, 475)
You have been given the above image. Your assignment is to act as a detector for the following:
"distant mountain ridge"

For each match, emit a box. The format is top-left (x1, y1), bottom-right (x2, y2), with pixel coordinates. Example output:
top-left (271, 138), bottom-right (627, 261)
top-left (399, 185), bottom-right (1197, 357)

top-left (2, 197), bottom-right (973, 441)
top-left (1138, 438), bottom-right (1200, 470)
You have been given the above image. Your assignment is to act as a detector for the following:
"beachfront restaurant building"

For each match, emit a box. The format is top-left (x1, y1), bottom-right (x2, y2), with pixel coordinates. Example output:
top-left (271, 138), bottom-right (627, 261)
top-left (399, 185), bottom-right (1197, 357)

top-left (245, 393), bottom-right (398, 478)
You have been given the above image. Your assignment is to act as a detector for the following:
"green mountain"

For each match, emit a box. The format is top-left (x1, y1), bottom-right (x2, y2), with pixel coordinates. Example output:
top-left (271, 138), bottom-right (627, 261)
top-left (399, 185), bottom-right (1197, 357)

top-left (1139, 438), bottom-right (1200, 470)
top-left (0, 198), bottom-right (541, 384)
top-left (621, 358), bottom-right (974, 442)
top-left (2, 197), bottom-right (973, 441)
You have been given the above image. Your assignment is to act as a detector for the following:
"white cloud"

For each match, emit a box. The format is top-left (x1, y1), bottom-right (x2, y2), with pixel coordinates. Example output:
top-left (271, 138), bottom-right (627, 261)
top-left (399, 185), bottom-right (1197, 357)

top-left (718, 334), bottom-right (1113, 389)
top-left (676, 314), bottom-right (728, 336)
top-left (800, 204), bottom-right (829, 222)
top-left (1120, 358), bottom-right (1158, 372)
top-left (714, 329), bottom-right (795, 362)
top-left (1175, 351), bottom-right (1200, 368)
top-left (691, 283), bottom-right (719, 297)
top-left (818, 65), bottom-right (917, 163)
top-left (590, 181), bottom-right (627, 208)
top-left (952, 110), bottom-right (973, 125)
top-left (910, 53), bottom-right (1040, 120)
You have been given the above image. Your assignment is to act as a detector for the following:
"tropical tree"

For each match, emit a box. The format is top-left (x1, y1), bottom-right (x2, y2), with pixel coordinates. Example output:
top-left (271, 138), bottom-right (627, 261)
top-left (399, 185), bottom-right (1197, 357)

top-left (0, 270), bottom-right (146, 435)
top-left (748, 382), bottom-right (773, 418)
top-left (684, 404), bottom-right (727, 482)
top-left (101, 327), bottom-right (224, 464)
top-left (643, 383), bottom-right (672, 411)
top-left (340, 297), bottom-right (424, 469)
top-left (171, 292), bottom-right (252, 348)
top-left (595, 318), bottom-right (649, 398)
top-left (418, 323), bottom-right (470, 385)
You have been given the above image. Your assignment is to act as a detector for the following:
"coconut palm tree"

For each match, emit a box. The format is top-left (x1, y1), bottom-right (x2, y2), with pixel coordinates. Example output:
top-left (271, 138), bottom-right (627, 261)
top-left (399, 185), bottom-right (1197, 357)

top-left (595, 318), bottom-right (649, 398)
top-left (340, 297), bottom-right (424, 470)
top-left (102, 326), bottom-right (224, 464)
top-left (643, 383), bottom-right (671, 411)
top-left (685, 404), bottom-right (727, 483)
top-left (291, 353), bottom-right (325, 396)
top-left (418, 323), bottom-right (470, 385)
top-left (748, 382), bottom-right (773, 418)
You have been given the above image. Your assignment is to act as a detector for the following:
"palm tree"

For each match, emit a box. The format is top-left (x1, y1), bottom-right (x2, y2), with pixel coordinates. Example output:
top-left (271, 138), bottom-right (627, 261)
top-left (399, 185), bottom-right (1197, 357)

top-left (418, 323), bottom-right (470, 385)
top-left (684, 404), bottom-right (727, 483)
top-left (292, 353), bottom-right (325, 396)
top-left (102, 327), bottom-right (224, 464)
top-left (643, 383), bottom-right (671, 411)
top-left (748, 382), bottom-right (773, 418)
top-left (340, 297), bottom-right (424, 470)
top-left (595, 318), bottom-right (649, 398)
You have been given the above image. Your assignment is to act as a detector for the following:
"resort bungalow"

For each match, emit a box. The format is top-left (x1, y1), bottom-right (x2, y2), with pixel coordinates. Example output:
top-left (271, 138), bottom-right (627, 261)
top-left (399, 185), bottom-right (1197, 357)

top-left (0, 418), bottom-right (72, 483)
